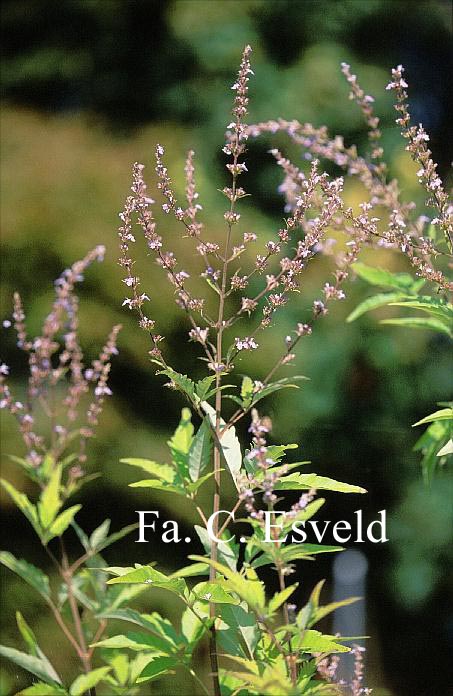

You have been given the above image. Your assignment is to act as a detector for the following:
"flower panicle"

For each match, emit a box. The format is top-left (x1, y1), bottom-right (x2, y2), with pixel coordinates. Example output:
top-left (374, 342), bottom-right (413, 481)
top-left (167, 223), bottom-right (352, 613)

top-left (184, 149), bottom-right (203, 237)
top-left (341, 62), bottom-right (386, 177)
top-left (387, 64), bottom-right (452, 251)
top-left (2, 250), bottom-right (119, 468)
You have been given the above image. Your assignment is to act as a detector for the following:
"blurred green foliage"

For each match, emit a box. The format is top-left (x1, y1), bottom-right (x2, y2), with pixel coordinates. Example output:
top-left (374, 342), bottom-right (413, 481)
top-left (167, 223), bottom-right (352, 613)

top-left (1, 1), bottom-right (452, 694)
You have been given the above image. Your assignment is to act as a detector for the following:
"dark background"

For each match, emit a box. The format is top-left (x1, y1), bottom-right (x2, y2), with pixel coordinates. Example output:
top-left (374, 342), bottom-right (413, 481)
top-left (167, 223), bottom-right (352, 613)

top-left (1, 1), bottom-right (452, 694)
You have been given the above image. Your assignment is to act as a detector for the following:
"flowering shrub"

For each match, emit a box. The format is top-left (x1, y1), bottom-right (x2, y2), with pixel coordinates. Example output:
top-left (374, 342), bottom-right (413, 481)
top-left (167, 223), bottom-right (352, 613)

top-left (1, 46), bottom-right (451, 695)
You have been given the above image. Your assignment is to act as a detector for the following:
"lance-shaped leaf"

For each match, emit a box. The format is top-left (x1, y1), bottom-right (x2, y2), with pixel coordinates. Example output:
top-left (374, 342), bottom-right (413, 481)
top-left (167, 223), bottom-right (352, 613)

top-left (181, 605), bottom-right (210, 652)
top-left (136, 656), bottom-right (179, 684)
top-left (0, 479), bottom-right (41, 536)
top-left (389, 297), bottom-right (453, 323)
top-left (95, 609), bottom-right (182, 651)
top-left (437, 439), bottom-right (453, 456)
top-left (121, 458), bottom-right (176, 483)
top-left (16, 611), bottom-right (39, 656)
top-left (249, 375), bottom-right (308, 408)
top-left (281, 544), bottom-right (342, 563)
top-left (156, 367), bottom-right (196, 402)
top-left (89, 519), bottom-right (111, 550)
top-left (201, 401), bottom-right (241, 489)
top-left (195, 525), bottom-right (238, 571)
top-left (0, 551), bottom-right (51, 602)
top-left (188, 418), bottom-right (212, 482)
top-left (274, 472), bottom-right (366, 493)
top-left (347, 291), bottom-right (407, 322)
top-left (170, 561), bottom-right (209, 579)
top-left (44, 505), bottom-right (82, 543)
top-left (413, 407), bottom-right (453, 427)
top-left (17, 684), bottom-right (68, 695)
top-left (192, 581), bottom-right (240, 605)
top-left (351, 262), bottom-right (425, 292)
top-left (293, 629), bottom-right (350, 654)
top-left (268, 584), bottom-right (298, 616)
top-left (0, 645), bottom-right (62, 686)
top-left (15, 612), bottom-right (62, 684)
top-left (190, 556), bottom-right (266, 612)
top-left (168, 408), bottom-right (194, 479)
top-left (218, 603), bottom-right (260, 659)
top-left (91, 632), bottom-right (173, 655)
top-left (38, 464), bottom-right (62, 530)
top-left (106, 565), bottom-right (188, 598)
top-left (381, 316), bottom-right (453, 338)
top-left (226, 658), bottom-right (293, 695)
top-left (69, 667), bottom-right (111, 696)
top-left (278, 498), bottom-right (326, 532)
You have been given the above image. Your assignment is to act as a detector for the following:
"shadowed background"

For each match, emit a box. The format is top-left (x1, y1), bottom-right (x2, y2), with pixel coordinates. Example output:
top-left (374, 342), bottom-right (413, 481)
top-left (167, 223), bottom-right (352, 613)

top-left (1, 1), bottom-right (452, 694)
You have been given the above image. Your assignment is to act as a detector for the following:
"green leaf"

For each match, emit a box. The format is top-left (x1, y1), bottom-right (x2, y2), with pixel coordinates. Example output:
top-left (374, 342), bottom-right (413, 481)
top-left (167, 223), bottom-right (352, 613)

top-left (265, 443), bottom-right (298, 463)
top-left (190, 556), bottom-right (266, 612)
top-left (181, 606), bottom-right (208, 650)
top-left (157, 368), bottom-right (196, 402)
top-left (274, 472), bottom-right (366, 493)
top-left (352, 262), bottom-right (424, 292)
top-left (218, 603), bottom-right (260, 660)
top-left (192, 581), bottom-right (240, 605)
top-left (71, 521), bottom-right (91, 553)
top-left (95, 609), bottom-right (181, 651)
top-left (389, 297), bottom-right (453, 323)
top-left (437, 439), bottom-right (453, 456)
top-left (92, 634), bottom-right (151, 651)
top-left (295, 629), bottom-right (350, 654)
top-left (168, 408), bottom-right (194, 479)
top-left (46, 505), bottom-right (82, 542)
top-left (89, 519), bottom-right (111, 551)
top-left (278, 498), bottom-right (325, 532)
top-left (380, 317), bottom-right (453, 337)
top-left (6, 455), bottom-right (41, 483)
top-left (413, 408), bottom-right (453, 426)
top-left (185, 470), bottom-right (218, 494)
top-left (0, 645), bottom-right (62, 685)
top-left (195, 525), bottom-right (238, 571)
top-left (250, 376), bottom-right (308, 408)
top-left (128, 479), bottom-right (186, 496)
top-left (129, 653), bottom-right (156, 684)
top-left (313, 596), bottom-right (361, 625)
top-left (0, 479), bottom-right (40, 536)
top-left (195, 375), bottom-right (217, 401)
top-left (0, 551), bottom-right (51, 601)
top-left (414, 420), bottom-right (451, 483)
top-left (137, 657), bottom-right (178, 683)
top-left (240, 376), bottom-right (254, 404)
top-left (16, 611), bottom-right (38, 656)
top-left (92, 632), bottom-right (172, 655)
top-left (170, 561), bottom-right (209, 579)
top-left (69, 667), bottom-right (111, 696)
top-left (95, 523), bottom-right (139, 554)
top-left (15, 612), bottom-right (62, 684)
top-left (121, 458), bottom-right (175, 483)
top-left (346, 291), bottom-right (407, 322)
top-left (268, 584), bottom-right (298, 615)
top-left (109, 653), bottom-right (129, 686)
top-left (106, 565), bottom-right (187, 598)
top-left (38, 465), bottom-right (62, 529)
top-left (201, 401), bottom-right (242, 489)
top-left (17, 684), bottom-right (67, 695)
top-left (188, 419), bottom-right (212, 482)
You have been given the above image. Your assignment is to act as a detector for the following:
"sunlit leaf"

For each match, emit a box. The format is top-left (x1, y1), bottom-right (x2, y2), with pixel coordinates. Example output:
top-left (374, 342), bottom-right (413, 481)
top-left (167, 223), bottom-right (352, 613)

top-left (201, 401), bottom-right (241, 489)
top-left (69, 667), bottom-right (111, 696)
